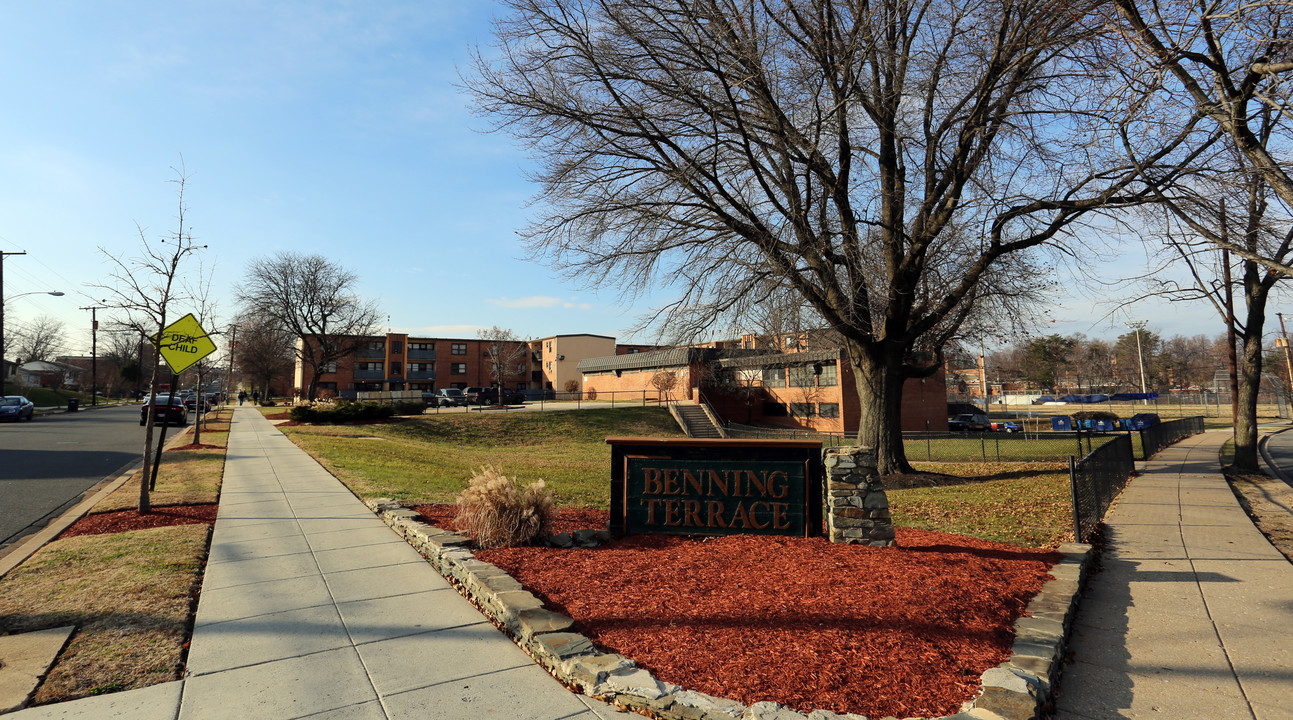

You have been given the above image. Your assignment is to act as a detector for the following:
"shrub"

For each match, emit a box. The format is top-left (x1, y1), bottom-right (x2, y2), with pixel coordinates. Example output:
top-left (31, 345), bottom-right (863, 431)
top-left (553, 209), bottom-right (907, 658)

top-left (392, 400), bottom-right (425, 415)
top-left (1072, 410), bottom-right (1119, 422)
top-left (455, 466), bottom-right (553, 549)
top-left (259, 399), bottom-right (277, 407)
top-left (288, 401), bottom-right (395, 424)
top-left (563, 379), bottom-right (579, 394)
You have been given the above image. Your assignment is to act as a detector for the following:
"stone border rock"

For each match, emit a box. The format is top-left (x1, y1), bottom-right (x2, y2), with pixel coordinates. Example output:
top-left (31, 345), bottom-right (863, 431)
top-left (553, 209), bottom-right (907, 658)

top-left (364, 498), bottom-right (1091, 720)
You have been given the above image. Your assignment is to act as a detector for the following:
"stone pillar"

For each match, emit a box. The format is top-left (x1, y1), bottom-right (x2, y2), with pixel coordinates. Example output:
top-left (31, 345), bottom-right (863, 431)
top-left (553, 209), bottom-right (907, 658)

top-left (823, 446), bottom-right (896, 546)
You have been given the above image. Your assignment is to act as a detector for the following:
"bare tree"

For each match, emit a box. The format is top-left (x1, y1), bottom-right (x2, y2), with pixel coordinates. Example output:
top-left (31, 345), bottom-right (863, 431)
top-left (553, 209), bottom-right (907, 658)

top-left (475, 326), bottom-right (532, 393)
top-left (1110, 1), bottom-right (1293, 275)
top-left (469, 0), bottom-right (1176, 473)
top-left (235, 313), bottom-right (296, 401)
top-left (9, 315), bottom-right (66, 363)
top-left (235, 252), bottom-right (381, 401)
top-left (93, 166), bottom-right (205, 513)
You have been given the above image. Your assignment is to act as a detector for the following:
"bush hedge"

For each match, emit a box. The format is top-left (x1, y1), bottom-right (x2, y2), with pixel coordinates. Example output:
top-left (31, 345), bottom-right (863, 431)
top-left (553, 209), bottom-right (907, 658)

top-left (288, 401), bottom-right (396, 424)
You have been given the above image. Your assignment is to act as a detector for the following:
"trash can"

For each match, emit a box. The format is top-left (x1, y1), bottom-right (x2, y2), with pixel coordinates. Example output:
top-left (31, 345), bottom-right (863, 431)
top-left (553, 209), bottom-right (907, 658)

top-left (1050, 416), bottom-right (1073, 431)
top-left (67, 398), bottom-right (79, 412)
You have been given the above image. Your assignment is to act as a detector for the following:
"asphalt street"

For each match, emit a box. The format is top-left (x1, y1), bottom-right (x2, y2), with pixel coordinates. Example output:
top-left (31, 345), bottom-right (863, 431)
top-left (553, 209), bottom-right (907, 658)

top-left (1264, 427), bottom-right (1293, 481)
top-left (0, 404), bottom-right (143, 552)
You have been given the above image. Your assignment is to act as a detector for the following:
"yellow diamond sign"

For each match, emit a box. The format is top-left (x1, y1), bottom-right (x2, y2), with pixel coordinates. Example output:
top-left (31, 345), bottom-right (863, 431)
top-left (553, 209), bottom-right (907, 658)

top-left (156, 313), bottom-right (217, 374)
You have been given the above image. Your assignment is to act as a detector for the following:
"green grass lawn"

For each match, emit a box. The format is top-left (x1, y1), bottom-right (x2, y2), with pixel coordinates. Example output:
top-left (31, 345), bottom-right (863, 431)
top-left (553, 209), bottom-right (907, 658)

top-left (893, 462), bottom-right (1073, 547)
top-left (280, 407), bottom-right (683, 508)
top-left (281, 408), bottom-right (1074, 547)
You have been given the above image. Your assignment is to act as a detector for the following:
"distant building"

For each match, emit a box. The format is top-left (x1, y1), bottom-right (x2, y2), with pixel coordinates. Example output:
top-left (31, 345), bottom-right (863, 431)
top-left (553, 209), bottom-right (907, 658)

top-left (579, 345), bottom-right (948, 433)
top-left (17, 360), bottom-right (84, 389)
top-left (293, 331), bottom-right (637, 399)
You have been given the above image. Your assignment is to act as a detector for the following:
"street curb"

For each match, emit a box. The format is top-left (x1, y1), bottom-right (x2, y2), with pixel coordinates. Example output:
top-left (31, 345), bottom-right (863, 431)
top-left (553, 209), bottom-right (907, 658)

top-left (0, 420), bottom-right (200, 580)
top-left (1258, 427), bottom-right (1293, 486)
top-left (365, 499), bottom-right (1091, 720)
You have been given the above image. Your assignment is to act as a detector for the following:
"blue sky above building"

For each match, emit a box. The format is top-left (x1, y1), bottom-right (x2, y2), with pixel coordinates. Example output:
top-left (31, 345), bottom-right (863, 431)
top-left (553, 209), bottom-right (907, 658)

top-left (0, 1), bottom-right (1240, 357)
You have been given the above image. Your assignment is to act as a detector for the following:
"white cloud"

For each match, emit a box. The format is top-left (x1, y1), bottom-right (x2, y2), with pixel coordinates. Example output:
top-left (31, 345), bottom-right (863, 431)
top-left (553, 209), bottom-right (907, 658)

top-left (489, 296), bottom-right (596, 310)
top-left (491, 296), bottom-right (563, 309)
top-left (398, 324), bottom-right (486, 337)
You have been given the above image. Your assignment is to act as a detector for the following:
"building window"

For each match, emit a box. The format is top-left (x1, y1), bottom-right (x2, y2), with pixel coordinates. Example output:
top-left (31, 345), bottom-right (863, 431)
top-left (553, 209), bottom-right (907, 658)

top-left (317, 382), bottom-right (337, 391)
top-left (355, 382), bottom-right (382, 391)
top-left (390, 362), bottom-right (402, 375)
top-left (368, 342), bottom-right (384, 352)
top-left (410, 342), bottom-right (433, 351)
top-left (819, 402), bottom-right (840, 418)
top-left (789, 366), bottom-right (815, 387)
top-left (451, 343), bottom-right (467, 355)
top-left (390, 341), bottom-right (403, 354)
top-left (451, 363), bottom-right (467, 375)
top-left (790, 402), bottom-right (816, 417)
top-left (818, 363), bottom-right (837, 387)
top-left (763, 401), bottom-right (787, 417)
top-left (763, 367), bottom-right (786, 386)
top-left (546, 341), bottom-right (553, 352)
top-left (409, 363), bottom-right (431, 372)
top-left (322, 361), bottom-right (337, 374)
top-left (357, 362), bottom-right (382, 371)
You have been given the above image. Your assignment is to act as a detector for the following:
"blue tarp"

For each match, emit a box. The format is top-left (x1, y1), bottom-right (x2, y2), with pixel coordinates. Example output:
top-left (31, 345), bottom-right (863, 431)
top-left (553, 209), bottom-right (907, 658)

top-left (1109, 392), bottom-right (1160, 401)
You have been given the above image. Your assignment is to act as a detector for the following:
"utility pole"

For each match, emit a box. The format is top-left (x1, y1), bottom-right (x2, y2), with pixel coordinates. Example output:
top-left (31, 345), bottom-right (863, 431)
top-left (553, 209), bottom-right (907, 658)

top-left (80, 304), bottom-right (105, 405)
top-left (1279, 314), bottom-right (1293, 414)
top-left (0, 250), bottom-right (27, 392)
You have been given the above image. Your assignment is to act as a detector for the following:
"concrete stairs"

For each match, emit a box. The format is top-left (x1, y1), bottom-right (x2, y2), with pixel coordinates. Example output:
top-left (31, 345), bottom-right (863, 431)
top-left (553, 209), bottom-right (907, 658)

top-left (674, 403), bottom-right (723, 439)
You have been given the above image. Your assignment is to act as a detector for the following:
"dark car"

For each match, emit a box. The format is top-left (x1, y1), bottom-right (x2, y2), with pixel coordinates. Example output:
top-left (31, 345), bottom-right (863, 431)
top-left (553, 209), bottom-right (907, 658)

top-left (425, 388), bottom-right (468, 407)
top-left (183, 394), bottom-right (209, 412)
top-left (463, 387), bottom-right (526, 405)
top-left (948, 412), bottom-right (990, 432)
top-left (140, 395), bottom-right (189, 426)
top-left (0, 396), bottom-right (35, 422)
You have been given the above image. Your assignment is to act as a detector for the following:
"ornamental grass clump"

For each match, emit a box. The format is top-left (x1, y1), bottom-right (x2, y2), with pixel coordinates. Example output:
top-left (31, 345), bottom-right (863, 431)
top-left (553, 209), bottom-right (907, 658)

top-left (456, 466), bottom-right (553, 549)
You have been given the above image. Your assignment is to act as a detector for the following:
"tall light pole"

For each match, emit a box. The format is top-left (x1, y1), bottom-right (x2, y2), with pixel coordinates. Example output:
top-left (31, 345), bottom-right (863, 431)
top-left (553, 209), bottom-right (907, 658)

top-left (1, 251), bottom-right (64, 391)
top-left (1126, 320), bottom-right (1149, 404)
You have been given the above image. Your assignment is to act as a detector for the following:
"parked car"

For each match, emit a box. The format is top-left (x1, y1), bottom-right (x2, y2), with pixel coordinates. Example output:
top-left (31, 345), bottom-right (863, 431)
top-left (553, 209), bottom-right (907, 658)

top-left (0, 396), bottom-right (35, 422)
top-left (463, 386), bottom-right (526, 405)
top-left (183, 394), bottom-right (210, 412)
top-left (948, 413), bottom-right (990, 432)
top-left (990, 420), bottom-right (1020, 433)
top-left (140, 395), bottom-right (189, 426)
top-left (424, 388), bottom-right (468, 407)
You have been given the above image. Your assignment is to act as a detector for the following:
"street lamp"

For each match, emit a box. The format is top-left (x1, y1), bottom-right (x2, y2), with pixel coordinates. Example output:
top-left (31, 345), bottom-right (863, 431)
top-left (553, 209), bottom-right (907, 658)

top-left (1, 290), bottom-right (65, 392)
top-left (1126, 320), bottom-right (1148, 404)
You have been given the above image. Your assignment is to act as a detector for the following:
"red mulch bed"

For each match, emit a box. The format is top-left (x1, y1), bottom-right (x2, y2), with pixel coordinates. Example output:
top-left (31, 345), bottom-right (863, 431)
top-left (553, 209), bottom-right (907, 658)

top-left (59, 504), bottom-right (219, 538)
top-left (414, 504), bottom-right (1059, 718)
top-left (167, 443), bottom-right (226, 451)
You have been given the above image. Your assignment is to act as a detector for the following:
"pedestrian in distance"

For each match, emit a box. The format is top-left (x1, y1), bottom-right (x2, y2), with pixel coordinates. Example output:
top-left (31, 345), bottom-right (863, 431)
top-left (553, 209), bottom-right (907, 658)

top-left (238, 390), bottom-right (246, 406)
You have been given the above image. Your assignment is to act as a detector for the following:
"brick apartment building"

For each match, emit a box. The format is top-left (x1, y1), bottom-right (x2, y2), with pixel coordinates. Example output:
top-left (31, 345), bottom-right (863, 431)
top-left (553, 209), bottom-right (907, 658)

top-left (579, 344), bottom-right (948, 433)
top-left (294, 332), bottom-right (645, 399)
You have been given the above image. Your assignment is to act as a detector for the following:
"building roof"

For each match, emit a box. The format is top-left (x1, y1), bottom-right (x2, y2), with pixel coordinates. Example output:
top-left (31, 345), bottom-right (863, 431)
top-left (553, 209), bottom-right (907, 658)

top-left (577, 347), bottom-right (701, 374)
top-left (715, 348), bottom-right (842, 370)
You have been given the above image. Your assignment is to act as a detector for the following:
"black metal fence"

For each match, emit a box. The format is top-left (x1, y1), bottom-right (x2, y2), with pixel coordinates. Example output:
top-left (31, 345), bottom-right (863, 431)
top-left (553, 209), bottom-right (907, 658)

top-left (1069, 434), bottom-right (1136, 543)
top-left (1140, 416), bottom-right (1206, 460)
top-left (726, 423), bottom-right (1103, 463)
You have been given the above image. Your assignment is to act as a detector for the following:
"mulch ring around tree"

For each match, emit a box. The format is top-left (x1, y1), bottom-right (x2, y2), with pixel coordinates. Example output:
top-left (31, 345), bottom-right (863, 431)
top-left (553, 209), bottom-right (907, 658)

top-left (167, 443), bottom-right (226, 451)
top-left (58, 505), bottom-right (219, 539)
top-left (413, 504), bottom-right (1060, 718)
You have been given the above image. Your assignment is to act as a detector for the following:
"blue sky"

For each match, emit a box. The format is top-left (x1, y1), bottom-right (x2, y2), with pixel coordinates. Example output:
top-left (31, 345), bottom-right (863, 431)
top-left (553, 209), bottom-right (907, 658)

top-left (0, 1), bottom-right (1247, 358)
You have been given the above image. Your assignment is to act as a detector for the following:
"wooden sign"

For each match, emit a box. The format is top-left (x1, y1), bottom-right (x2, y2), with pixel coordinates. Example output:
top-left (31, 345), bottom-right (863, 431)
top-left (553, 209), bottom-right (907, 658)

top-left (608, 437), bottom-right (823, 538)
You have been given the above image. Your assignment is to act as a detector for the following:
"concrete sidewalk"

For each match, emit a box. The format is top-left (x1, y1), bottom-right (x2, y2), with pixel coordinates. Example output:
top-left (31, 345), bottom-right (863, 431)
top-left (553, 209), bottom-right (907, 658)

top-left (1054, 430), bottom-right (1293, 719)
top-left (11, 406), bottom-right (618, 719)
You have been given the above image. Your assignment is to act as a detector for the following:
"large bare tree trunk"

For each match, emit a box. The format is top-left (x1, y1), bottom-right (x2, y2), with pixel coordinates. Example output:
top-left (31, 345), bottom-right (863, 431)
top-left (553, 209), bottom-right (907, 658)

top-left (1233, 297), bottom-right (1268, 471)
top-left (845, 339), bottom-right (912, 476)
